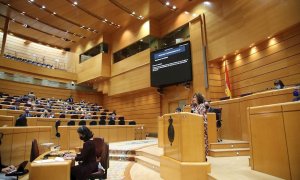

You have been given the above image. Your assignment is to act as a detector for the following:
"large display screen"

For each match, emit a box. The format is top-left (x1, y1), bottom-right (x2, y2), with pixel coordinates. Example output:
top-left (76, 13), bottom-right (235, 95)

top-left (150, 41), bottom-right (192, 87)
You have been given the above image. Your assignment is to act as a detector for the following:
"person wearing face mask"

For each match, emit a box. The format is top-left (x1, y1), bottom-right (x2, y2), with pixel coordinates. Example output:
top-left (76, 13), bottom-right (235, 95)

top-left (64, 126), bottom-right (98, 180)
top-left (190, 93), bottom-right (209, 159)
top-left (274, 79), bottom-right (285, 89)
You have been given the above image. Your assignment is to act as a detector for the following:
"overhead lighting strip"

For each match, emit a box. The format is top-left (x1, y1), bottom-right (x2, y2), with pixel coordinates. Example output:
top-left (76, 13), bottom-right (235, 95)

top-left (25, 0), bottom-right (98, 34)
top-left (65, 0), bottom-right (121, 28)
top-left (109, 0), bottom-right (144, 20)
top-left (2, 2), bottom-right (83, 40)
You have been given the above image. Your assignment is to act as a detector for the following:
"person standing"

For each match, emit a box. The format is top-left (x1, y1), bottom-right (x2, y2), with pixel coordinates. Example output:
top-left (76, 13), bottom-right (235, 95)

top-left (191, 93), bottom-right (209, 158)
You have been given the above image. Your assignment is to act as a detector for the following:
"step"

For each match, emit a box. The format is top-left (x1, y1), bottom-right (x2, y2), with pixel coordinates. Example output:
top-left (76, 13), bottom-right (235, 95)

top-left (135, 156), bottom-right (160, 173)
top-left (210, 142), bottom-right (249, 149)
top-left (136, 150), bottom-right (160, 162)
top-left (109, 154), bottom-right (135, 161)
top-left (209, 148), bottom-right (250, 157)
top-left (109, 149), bottom-right (136, 155)
top-left (208, 173), bottom-right (217, 180)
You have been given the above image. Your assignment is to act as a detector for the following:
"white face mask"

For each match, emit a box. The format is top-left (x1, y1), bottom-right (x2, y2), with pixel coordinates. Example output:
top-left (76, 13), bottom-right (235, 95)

top-left (276, 85), bottom-right (281, 89)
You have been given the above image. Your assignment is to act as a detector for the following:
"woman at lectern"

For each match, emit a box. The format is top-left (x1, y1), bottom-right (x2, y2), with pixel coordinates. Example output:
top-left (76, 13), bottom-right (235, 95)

top-left (65, 126), bottom-right (98, 180)
top-left (191, 93), bottom-right (209, 158)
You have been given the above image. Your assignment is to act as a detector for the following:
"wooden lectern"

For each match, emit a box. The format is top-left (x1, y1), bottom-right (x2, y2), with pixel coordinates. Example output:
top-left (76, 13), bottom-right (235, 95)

top-left (159, 112), bottom-right (211, 180)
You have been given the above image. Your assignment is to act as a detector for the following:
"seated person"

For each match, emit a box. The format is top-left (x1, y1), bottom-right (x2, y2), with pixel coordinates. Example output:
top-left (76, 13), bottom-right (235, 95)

top-left (175, 107), bottom-right (182, 113)
top-left (64, 126), bottom-right (98, 180)
top-left (8, 102), bottom-right (20, 110)
top-left (28, 92), bottom-right (36, 101)
top-left (274, 79), bottom-right (285, 89)
top-left (66, 95), bottom-right (74, 103)
top-left (293, 87), bottom-right (300, 101)
top-left (22, 109), bottom-right (33, 117)
top-left (15, 116), bottom-right (27, 126)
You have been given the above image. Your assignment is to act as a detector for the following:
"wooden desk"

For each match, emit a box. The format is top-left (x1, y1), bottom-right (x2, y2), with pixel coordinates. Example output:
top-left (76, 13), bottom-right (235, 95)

top-left (29, 151), bottom-right (73, 180)
top-left (211, 87), bottom-right (294, 140)
top-left (249, 101), bottom-right (300, 180)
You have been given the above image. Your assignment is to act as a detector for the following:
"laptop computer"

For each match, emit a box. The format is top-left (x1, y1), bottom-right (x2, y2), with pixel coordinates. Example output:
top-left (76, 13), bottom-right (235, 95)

top-left (5, 161), bottom-right (28, 176)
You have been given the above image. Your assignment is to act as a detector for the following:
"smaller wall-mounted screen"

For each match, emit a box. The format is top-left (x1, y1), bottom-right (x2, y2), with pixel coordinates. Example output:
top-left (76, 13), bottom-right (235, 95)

top-left (150, 41), bottom-right (192, 87)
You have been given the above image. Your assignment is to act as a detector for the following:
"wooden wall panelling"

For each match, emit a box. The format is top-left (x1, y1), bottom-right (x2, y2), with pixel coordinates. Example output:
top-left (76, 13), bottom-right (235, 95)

top-left (0, 115), bottom-right (15, 126)
top-left (11, 128), bottom-right (27, 165)
top-left (218, 24), bottom-right (300, 97)
top-left (283, 110), bottom-right (300, 180)
top-left (0, 128), bottom-right (13, 165)
top-left (204, 0), bottom-right (300, 60)
top-left (103, 89), bottom-right (160, 134)
top-left (109, 65), bottom-right (151, 95)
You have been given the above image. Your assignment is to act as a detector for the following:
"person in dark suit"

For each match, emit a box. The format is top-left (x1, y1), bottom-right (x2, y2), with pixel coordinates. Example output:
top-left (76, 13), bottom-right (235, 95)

top-left (65, 126), bottom-right (98, 180)
top-left (274, 79), bottom-right (285, 89)
top-left (15, 116), bottom-right (27, 126)
top-left (22, 109), bottom-right (33, 117)
top-left (67, 95), bottom-right (74, 103)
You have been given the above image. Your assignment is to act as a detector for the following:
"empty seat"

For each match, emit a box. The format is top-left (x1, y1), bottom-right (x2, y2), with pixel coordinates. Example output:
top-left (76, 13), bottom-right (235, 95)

top-left (88, 138), bottom-right (109, 179)
top-left (59, 114), bottom-right (66, 118)
top-left (118, 120), bottom-right (125, 125)
top-left (129, 121), bottom-right (136, 125)
top-left (71, 115), bottom-right (79, 119)
top-left (78, 120), bottom-right (86, 126)
top-left (89, 121), bottom-right (97, 126)
top-left (91, 116), bottom-right (98, 119)
top-left (55, 120), bottom-right (61, 138)
top-left (67, 120), bottom-right (75, 126)
top-left (99, 119), bottom-right (106, 125)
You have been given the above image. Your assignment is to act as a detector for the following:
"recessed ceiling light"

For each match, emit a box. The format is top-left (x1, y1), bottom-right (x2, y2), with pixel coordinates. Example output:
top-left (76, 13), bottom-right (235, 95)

top-left (192, 13), bottom-right (197, 17)
top-left (35, 18), bottom-right (39, 21)
top-left (73, 1), bottom-right (78, 5)
top-left (42, 5), bottom-right (46, 8)
top-left (52, 12), bottom-right (56, 15)
top-left (132, 11), bottom-right (135, 15)
top-left (7, 4), bottom-right (11, 6)
top-left (172, 5), bottom-right (176, 9)
top-left (203, 1), bottom-right (211, 6)
top-left (184, 11), bottom-right (189, 14)
top-left (166, 1), bottom-right (170, 6)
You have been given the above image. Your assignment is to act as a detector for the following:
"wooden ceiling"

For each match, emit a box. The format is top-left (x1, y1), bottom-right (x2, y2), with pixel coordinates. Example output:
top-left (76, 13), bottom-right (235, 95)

top-left (0, 0), bottom-right (199, 49)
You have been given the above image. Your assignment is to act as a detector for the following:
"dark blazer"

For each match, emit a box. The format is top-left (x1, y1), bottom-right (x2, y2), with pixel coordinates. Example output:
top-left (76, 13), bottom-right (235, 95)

top-left (71, 140), bottom-right (98, 180)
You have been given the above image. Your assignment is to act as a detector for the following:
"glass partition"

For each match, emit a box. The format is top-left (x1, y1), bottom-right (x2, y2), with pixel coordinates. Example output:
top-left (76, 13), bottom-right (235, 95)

top-left (79, 42), bottom-right (108, 63)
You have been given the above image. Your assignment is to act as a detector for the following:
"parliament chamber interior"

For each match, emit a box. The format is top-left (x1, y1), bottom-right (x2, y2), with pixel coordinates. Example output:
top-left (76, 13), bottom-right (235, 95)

top-left (0, 0), bottom-right (299, 179)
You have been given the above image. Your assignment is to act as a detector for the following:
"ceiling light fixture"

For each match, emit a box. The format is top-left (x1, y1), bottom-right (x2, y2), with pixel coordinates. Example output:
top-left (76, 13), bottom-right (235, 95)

top-left (2, 2), bottom-right (85, 40)
top-left (65, 0), bottom-right (119, 29)
top-left (109, 0), bottom-right (144, 20)
top-left (158, 0), bottom-right (178, 11)
top-left (41, 5), bottom-right (46, 9)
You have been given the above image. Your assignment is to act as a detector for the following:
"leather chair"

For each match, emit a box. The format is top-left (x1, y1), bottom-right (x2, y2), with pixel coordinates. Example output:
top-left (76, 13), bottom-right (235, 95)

top-left (89, 121), bottom-right (97, 126)
top-left (67, 120), bottom-right (75, 126)
top-left (99, 119), bottom-right (106, 125)
top-left (129, 121), bottom-right (136, 125)
top-left (89, 138), bottom-right (109, 179)
top-left (55, 120), bottom-right (61, 138)
top-left (30, 139), bottom-right (39, 162)
top-left (78, 120), bottom-right (86, 126)
top-left (71, 115), bottom-right (79, 119)
top-left (59, 114), bottom-right (66, 118)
